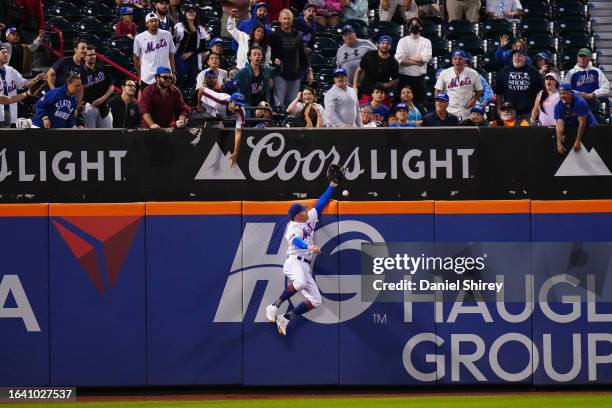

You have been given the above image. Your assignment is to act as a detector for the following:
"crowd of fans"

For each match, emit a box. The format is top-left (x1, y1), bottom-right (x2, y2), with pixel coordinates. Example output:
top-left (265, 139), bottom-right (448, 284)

top-left (0, 0), bottom-right (609, 154)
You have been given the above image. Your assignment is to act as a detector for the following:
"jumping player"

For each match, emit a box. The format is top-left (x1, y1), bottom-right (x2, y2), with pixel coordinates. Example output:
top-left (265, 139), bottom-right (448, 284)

top-left (266, 177), bottom-right (340, 336)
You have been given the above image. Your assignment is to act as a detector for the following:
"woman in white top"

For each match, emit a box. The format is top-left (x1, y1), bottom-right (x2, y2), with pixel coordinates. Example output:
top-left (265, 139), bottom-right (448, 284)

top-left (196, 53), bottom-right (228, 90)
top-left (226, 9), bottom-right (271, 69)
top-left (530, 72), bottom-right (561, 126)
top-left (287, 87), bottom-right (326, 128)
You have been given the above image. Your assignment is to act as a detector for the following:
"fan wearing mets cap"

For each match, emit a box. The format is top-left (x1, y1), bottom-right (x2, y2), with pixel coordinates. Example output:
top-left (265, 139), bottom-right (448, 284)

top-left (266, 164), bottom-right (345, 336)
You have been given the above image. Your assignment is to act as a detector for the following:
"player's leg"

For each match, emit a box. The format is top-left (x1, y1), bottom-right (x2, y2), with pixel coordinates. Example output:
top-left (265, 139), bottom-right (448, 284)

top-left (266, 258), bottom-right (305, 322)
top-left (275, 261), bottom-right (310, 335)
top-left (284, 270), bottom-right (322, 321)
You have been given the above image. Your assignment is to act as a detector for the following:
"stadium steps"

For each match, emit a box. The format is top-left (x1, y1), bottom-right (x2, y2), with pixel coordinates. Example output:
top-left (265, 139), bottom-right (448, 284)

top-left (589, 1), bottom-right (612, 106)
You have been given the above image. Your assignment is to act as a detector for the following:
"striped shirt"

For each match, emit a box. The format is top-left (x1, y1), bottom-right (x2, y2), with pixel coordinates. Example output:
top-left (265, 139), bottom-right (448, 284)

top-left (133, 29), bottom-right (175, 85)
top-left (200, 88), bottom-right (245, 129)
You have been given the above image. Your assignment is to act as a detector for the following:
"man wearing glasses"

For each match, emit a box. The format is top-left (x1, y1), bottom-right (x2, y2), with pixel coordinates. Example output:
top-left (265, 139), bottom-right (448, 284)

top-left (139, 66), bottom-right (189, 129)
top-left (79, 46), bottom-right (114, 128)
top-left (109, 79), bottom-right (141, 128)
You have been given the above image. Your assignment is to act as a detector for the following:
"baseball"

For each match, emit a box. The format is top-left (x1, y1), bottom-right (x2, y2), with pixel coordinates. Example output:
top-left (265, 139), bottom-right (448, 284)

top-left (342, 190), bottom-right (349, 197)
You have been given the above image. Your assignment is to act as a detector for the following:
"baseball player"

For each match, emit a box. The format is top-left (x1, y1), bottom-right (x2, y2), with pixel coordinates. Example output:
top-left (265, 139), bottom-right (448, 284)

top-left (200, 87), bottom-right (246, 167)
top-left (266, 165), bottom-right (344, 336)
top-left (133, 13), bottom-right (176, 91)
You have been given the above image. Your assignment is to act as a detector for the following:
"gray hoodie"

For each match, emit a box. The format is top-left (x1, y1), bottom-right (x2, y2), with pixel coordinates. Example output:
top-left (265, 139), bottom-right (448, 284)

top-left (324, 84), bottom-right (362, 128)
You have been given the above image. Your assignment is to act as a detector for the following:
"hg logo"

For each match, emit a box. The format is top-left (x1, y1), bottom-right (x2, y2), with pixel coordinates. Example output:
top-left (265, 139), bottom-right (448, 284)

top-left (214, 220), bottom-right (386, 324)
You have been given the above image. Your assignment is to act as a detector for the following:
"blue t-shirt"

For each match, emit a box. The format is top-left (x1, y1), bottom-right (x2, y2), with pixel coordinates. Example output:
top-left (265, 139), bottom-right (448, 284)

top-left (554, 93), bottom-right (598, 126)
top-left (389, 122), bottom-right (414, 127)
top-left (369, 103), bottom-right (389, 125)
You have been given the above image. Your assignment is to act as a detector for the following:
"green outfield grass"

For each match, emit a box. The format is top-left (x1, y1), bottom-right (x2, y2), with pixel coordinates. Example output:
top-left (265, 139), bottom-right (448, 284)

top-left (3, 394), bottom-right (612, 408)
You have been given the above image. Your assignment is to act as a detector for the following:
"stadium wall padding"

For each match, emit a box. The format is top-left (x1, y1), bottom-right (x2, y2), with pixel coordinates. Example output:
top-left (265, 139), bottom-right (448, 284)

top-left (1, 200), bottom-right (612, 386)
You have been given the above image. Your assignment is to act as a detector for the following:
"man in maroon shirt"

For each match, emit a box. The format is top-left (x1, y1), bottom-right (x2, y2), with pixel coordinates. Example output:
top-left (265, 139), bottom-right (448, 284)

top-left (139, 66), bottom-right (190, 128)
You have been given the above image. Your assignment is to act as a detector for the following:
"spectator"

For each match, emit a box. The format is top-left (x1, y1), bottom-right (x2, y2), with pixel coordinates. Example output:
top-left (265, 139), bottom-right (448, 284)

top-left (47, 39), bottom-right (87, 89)
top-left (238, 2), bottom-right (271, 35)
top-left (196, 70), bottom-right (222, 111)
top-left (555, 84), bottom-right (598, 155)
top-left (196, 53), bottom-right (228, 91)
top-left (353, 35), bottom-right (399, 104)
top-left (486, 0), bottom-right (523, 22)
top-left (206, 38), bottom-right (229, 70)
top-left (534, 51), bottom-right (556, 79)
top-left (220, 0), bottom-right (250, 38)
top-left (294, 2), bottom-right (317, 51)
top-left (134, 13), bottom-right (176, 92)
top-left (267, 0), bottom-right (290, 22)
top-left (168, 0), bottom-right (181, 25)
top-left (115, 6), bottom-right (137, 38)
top-left (489, 102), bottom-right (529, 127)
top-left (394, 84), bottom-right (422, 126)
top-left (153, 0), bottom-right (175, 33)
top-left (228, 9), bottom-right (271, 69)
top-left (254, 100), bottom-right (273, 128)
top-left (435, 50), bottom-right (483, 121)
top-left (447, 0), bottom-right (481, 23)
top-left (366, 83), bottom-right (390, 125)
top-left (495, 48), bottom-right (542, 119)
top-left (389, 103), bottom-right (413, 127)
top-left (269, 9), bottom-right (313, 107)
top-left (394, 17), bottom-right (432, 109)
top-left (0, 44), bottom-right (45, 127)
top-left (233, 45), bottom-right (275, 110)
top-left (324, 67), bottom-right (361, 128)
top-left (379, 0), bottom-right (418, 24)
top-left (200, 88), bottom-right (246, 166)
top-left (109, 79), bottom-right (141, 128)
top-left (460, 104), bottom-right (488, 126)
top-left (563, 48), bottom-right (610, 114)
top-left (79, 46), bottom-right (114, 128)
top-left (313, 0), bottom-right (343, 27)
top-left (495, 36), bottom-right (531, 66)
top-left (227, 66), bottom-right (238, 80)
top-left (336, 25), bottom-right (376, 86)
top-left (465, 58), bottom-right (494, 106)
top-left (342, 0), bottom-right (369, 24)
top-left (32, 74), bottom-right (82, 128)
top-left (15, 0), bottom-right (44, 42)
top-left (140, 66), bottom-right (189, 128)
top-left (359, 104), bottom-right (377, 127)
top-left (421, 93), bottom-right (460, 126)
top-left (287, 86), bottom-right (325, 128)
top-left (4, 26), bottom-right (44, 77)
top-left (174, 4), bottom-right (209, 87)
top-left (530, 72), bottom-right (560, 126)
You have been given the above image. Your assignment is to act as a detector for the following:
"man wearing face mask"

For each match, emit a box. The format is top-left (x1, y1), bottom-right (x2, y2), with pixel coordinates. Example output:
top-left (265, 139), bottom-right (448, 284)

top-left (394, 17), bottom-right (432, 109)
top-left (495, 48), bottom-right (542, 119)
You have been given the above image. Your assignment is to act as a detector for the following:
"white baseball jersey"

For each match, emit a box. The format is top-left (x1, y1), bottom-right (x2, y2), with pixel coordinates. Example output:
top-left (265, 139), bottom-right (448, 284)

top-left (195, 68), bottom-right (228, 90)
top-left (0, 65), bottom-right (27, 124)
top-left (133, 29), bottom-right (176, 84)
top-left (435, 66), bottom-right (483, 120)
top-left (285, 208), bottom-right (318, 258)
top-left (200, 87), bottom-right (245, 129)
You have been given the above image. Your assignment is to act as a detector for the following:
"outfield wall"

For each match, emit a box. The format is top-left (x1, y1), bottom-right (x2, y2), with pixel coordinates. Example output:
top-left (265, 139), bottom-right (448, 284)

top-left (1, 200), bottom-right (612, 386)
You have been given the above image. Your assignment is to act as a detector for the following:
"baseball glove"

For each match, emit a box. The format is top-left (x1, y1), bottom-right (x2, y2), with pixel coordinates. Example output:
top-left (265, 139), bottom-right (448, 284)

top-left (27, 78), bottom-right (47, 98)
top-left (327, 164), bottom-right (345, 184)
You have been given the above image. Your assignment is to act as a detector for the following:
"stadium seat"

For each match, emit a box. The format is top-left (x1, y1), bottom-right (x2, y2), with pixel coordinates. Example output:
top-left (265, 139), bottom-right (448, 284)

top-left (309, 52), bottom-right (336, 71)
top-left (46, 1), bottom-right (82, 22)
top-left (527, 33), bottom-right (556, 53)
top-left (434, 53), bottom-right (452, 69)
top-left (104, 49), bottom-right (134, 70)
top-left (76, 33), bottom-right (105, 52)
top-left (421, 22), bottom-right (442, 39)
top-left (560, 32), bottom-right (592, 49)
top-left (84, 3), bottom-right (116, 23)
top-left (521, 0), bottom-right (552, 18)
top-left (445, 19), bottom-right (479, 41)
top-left (105, 35), bottom-right (134, 53)
top-left (369, 21), bottom-right (402, 39)
top-left (430, 37), bottom-right (451, 57)
top-left (556, 15), bottom-right (590, 36)
top-left (554, 1), bottom-right (588, 19)
top-left (519, 16), bottom-right (553, 36)
top-left (312, 37), bottom-right (341, 58)
top-left (204, 18), bottom-right (221, 39)
top-left (454, 35), bottom-right (486, 56)
top-left (559, 48), bottom-right (583, 70)
top-left (478, 52), bottom-right (500, 73)
top-left (199, 6), bottom-right (221, 22)
top-left (482, 19), bottom-right (514, 39)
top-left (75, 18), bottom-right (112, 41)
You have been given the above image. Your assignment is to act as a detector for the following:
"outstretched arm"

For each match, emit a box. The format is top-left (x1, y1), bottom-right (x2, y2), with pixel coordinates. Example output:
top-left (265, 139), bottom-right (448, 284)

top-left (313, 182), bottom-right (337, 215)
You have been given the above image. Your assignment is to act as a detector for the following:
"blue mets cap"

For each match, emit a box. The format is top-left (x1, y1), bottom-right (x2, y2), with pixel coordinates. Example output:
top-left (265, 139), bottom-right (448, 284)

top-left (535, 51), bottom-right (552, 62)
top-left (341, 25), bottom-right (355, 34)
top-left (560, 83), bottom-right (573, 92)
top-left (395, 103), bottom-right (409, 111)
top-left (230, 92), bottom-right (246, 106)
top-left (119, 6), bottom-right (134, 15)
top-left (288, 203), bottom-right (308, 220)
top-left (435, 92), bottom-right (449, 102)
top-left (209, 37), bottom-right (223, 46)
top-left (378, 35), bottom-right (393, 44)
top-left (470, 104), bottom-right (485, 114)
top-left (333, 67), bottom-right (348, 77)
top-left (155, 66), bottom-right (171, 76)
top-left (451, 50), bottom-right (467, 59)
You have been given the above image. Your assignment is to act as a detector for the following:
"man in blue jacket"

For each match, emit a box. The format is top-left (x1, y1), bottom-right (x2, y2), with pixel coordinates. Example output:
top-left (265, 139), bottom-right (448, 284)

top-left (32, 73), bottom-right (82, 128)
top-left (237, 2), bottom-right (271, 35)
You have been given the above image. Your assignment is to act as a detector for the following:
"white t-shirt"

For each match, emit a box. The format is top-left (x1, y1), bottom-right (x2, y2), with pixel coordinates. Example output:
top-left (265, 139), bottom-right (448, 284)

top-left (435, 67), bottom-right (483, 120)
top-left (0, 65), bottom-right (27, 124)
top-left (486, 0), bottom-right (523, 21)
top-left (394, 35), bottom-right (433, 76)
top-left (133, 29), bottom-right (176, 84)
top-left (285, 208), bottom-right (318, 257)
top-left (200, 87), bottom-right (245, 129)
top-left (195, 68), bottom-right (228, 90)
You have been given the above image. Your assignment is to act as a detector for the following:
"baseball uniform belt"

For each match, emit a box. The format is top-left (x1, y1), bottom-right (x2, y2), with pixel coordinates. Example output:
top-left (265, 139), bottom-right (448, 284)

top-left (288, 255), bottom-right (311, 264)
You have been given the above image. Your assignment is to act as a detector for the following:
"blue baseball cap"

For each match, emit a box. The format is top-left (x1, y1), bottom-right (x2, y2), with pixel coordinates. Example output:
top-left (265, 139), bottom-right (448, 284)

top-left (435, 92), bottom-right (449, 102)
top-left (451, 50), bottom-right (467, 59)
top-left (204, 70), bottom-right (217, 77)
top-left (209, 37), bottom-right (223, 46)
top-left (535, 51), bottom-right (552, 62)
top-left (560, 83), bottom-right (573, 92)
top-left (288, 203), bottom-right (308, 220)
top-left (395, 103), bottom-right (409, 112)
top-left (155, 66), bottom-right (172, 76)
top-left (341, 25), bottom-right (355, 34)
top-left (119, 6), bottom-right (134, 15)
top-left (378, 35), bottom-right (393, 45)
top-left (229, 92), bottom-right (246, 106)
top-left (470, 104), bottom-right (485, 114)
top-left (5, 27), bottom-right (17, 37)
top-left (333, 67), bottom-right (348, 77)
